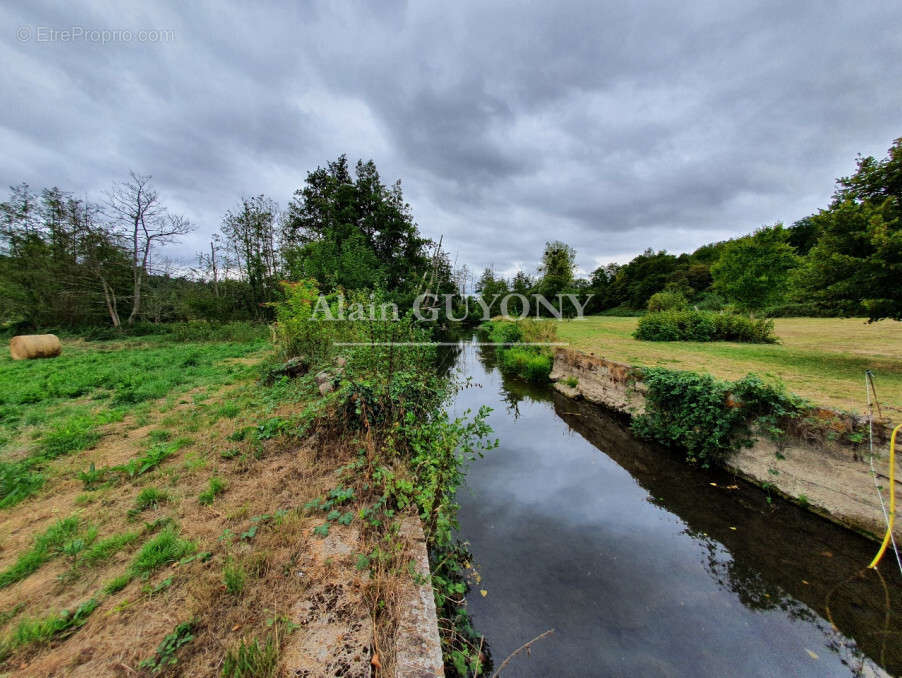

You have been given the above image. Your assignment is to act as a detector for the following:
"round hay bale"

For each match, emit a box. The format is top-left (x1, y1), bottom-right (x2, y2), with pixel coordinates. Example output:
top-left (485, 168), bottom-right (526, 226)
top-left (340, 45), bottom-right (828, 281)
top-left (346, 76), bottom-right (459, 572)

top-left (9, 334), bottom-right (62, 360)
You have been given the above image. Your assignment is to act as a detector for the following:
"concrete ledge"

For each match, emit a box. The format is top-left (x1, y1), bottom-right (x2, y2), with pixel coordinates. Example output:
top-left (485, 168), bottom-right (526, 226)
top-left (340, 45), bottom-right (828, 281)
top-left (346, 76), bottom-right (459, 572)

top-left (395, 516), bottom-right (444, 678)
top-left (551, 348), bottom-right (901, 542)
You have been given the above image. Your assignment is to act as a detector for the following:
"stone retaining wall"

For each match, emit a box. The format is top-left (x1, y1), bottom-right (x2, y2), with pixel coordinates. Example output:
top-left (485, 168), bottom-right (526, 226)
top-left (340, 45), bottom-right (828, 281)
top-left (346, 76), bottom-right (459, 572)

top-left (395, 516), bottom-right (444, 677)
top-left (550, 348), bottom-right (901, 542)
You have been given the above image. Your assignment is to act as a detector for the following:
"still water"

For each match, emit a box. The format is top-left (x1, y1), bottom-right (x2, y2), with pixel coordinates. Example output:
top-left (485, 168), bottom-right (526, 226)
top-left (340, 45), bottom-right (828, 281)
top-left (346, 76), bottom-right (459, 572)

top-left (444, 336), bottom-right (900, 677)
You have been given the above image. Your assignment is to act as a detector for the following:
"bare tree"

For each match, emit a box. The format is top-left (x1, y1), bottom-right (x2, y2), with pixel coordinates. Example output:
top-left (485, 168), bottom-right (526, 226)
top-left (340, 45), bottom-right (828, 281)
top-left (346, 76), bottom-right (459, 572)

top-left (75, 200), bottom-right (128, 328)
top-left (453, 263), bottom-right (472, 296)
top-left (219, 195), bottom-right (279, 317)
top-left (196, 236), bottom-right (223, 297)
top-left (107, 172), bottom-right (192, 324)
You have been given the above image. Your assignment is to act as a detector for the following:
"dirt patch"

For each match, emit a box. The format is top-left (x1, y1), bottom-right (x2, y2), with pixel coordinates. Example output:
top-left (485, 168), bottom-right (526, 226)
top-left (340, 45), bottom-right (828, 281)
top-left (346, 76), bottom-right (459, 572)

top-left (224, 356), bottom-right (264, 366)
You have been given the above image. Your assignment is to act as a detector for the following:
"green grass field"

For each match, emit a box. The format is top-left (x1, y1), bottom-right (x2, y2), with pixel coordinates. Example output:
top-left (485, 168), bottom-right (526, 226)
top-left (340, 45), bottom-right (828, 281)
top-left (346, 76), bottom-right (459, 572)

top-left (555, 316), bottom-right (902, 415)
top-left (0, 331), bottom-right (363, 672)
top-left (0, 335), bottom-right (267, 508)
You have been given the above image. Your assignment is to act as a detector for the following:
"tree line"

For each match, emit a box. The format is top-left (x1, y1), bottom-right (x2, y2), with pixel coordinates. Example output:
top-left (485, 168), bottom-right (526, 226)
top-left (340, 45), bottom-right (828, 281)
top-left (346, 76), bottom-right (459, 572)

top-left (0, 156), bottom-right (455, 331)
top-left (2, 137), bottom-right (899, 330)
top-left (474, 137), bottom-right (901, 322)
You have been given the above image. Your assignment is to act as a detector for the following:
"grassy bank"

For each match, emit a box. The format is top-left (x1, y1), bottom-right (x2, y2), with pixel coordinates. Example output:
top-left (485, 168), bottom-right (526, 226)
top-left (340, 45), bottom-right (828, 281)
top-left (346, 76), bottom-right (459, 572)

top-left (0, 300), bottom-right (493, 675)
top-left (0, 335), bottom-right (267, 509)
top-left (0, 331), bottom-right (379, 675)
top-left (555, 316), bottom-right (902, 415)
top-left (477, 319), bottom-right (555, 382)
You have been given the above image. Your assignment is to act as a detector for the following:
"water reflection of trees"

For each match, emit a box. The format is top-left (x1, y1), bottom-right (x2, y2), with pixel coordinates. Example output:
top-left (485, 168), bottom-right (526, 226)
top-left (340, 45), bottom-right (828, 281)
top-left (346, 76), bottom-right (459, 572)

top-left (690, 526), bottom-right (882, 673)
top-left (433, 336), bottom-right (463, 381)
top-left (473, 340), bottom-right (552, 419)
top-left (552, 393), bottom-right (901, 675)
top-left (474, 338), bottom-right (498, 371)
top-left (686, 526), bottom-right (816, 619)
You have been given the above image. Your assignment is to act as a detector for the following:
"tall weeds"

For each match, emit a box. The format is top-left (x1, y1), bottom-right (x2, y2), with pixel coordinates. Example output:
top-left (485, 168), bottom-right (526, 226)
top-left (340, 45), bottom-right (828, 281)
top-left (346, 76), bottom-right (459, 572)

top-left (274, 281), bottom-right (497, 676)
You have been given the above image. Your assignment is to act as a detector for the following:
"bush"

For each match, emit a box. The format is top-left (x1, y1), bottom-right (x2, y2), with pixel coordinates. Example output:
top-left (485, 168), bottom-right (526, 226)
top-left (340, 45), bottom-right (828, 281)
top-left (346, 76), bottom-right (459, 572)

top-left (478, 320), bottom-right (554, 382)
top-left (500, 348), bottom-right (553, 381)
top-left (478, 320), bottom-right (522, 345)
top-left (272, 281), bottom-right (349, 363)
top-left (634, 309), bottom-right (776, 343)
top-left (632, 368), bottom-right (806, 466)
top-left (647, 290), bottom-right (688, 312)
top-left (693, 292), bottom-right (726, 311)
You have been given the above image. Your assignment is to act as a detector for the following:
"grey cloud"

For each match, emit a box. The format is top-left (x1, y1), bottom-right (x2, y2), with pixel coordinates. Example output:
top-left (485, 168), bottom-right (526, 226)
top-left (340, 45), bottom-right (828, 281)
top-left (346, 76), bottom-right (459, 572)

top-left (1, 0), bottom-right (900, 276)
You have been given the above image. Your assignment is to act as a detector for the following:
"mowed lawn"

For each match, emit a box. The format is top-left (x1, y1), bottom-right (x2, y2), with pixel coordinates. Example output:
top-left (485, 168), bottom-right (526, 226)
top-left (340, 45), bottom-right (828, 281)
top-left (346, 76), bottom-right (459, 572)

top-left (555, 317), bottom-right (902, 415)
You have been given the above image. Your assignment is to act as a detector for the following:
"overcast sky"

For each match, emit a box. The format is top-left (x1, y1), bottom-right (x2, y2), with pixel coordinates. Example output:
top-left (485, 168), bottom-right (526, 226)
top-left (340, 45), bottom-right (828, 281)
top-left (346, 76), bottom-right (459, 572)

top-left (2, 1), bottom-right (900, 278)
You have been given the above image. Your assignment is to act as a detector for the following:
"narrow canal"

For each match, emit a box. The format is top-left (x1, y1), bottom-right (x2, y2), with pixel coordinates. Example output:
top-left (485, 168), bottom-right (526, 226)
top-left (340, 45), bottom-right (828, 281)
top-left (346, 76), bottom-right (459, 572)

top-left (444, 336), bottom-right (901, 677)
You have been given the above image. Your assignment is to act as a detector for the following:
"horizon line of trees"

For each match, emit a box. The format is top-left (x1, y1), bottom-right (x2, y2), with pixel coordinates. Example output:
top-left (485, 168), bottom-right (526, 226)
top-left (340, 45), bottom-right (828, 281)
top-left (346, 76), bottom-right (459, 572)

top-left (2, 137), bottom-right (900, 331)
top-left (473, 137), bottom-right (901, 322)
top-left (0, 156), bottom-right (458, 331)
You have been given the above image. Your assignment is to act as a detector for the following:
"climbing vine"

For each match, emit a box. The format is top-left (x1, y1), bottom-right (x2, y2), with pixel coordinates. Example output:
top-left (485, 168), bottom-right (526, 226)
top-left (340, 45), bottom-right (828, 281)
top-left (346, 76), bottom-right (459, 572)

top-left (631, 368), bottom-right (808, 467)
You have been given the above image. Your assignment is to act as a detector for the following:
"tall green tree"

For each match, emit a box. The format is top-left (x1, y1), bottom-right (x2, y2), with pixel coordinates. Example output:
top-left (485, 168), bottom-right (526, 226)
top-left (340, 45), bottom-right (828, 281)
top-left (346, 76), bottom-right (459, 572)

top-left (794, 201), bottom-right (900, 320)
top-left (605, 249), bottom-right (681, 309)
top-left (833, 137), bottom-right (902, 221)
top-left (0, 184), bottom-right (131, 328)
top-left (537, 240), bottom-right (576, 299)
top-left (282, 156), bottom-right (430, 296)
top-left (787, 216), bottom-right (820, 256)
top-left (711, 224), bottom-right (798, 313)
top-left (790, 137), bottom-right (902, 321)
top-left (475, 268), bottom-right (509, 298)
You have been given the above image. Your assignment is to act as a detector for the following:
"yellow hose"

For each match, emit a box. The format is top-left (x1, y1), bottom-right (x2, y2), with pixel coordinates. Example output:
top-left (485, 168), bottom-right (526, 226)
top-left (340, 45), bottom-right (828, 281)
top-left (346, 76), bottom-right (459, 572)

top-left (869, 423), bottom-right (900, 569)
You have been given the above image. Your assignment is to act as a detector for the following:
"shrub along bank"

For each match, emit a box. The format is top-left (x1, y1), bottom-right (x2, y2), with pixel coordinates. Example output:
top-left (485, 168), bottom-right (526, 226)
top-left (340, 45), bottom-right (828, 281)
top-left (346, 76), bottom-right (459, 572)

top-left (633, 309), bottom-right (777, 343)
top-left (477, 319), bottom-right (555, 382)
top-left (273, 281), bottom-right (497, 676)
top-left (631, 367), bottom-right (808, 467)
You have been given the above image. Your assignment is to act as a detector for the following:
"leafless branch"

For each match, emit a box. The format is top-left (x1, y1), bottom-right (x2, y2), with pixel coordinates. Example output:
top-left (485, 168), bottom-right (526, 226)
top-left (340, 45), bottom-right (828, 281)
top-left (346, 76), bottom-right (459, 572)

top-left (490, 629), bottom-right (555, 677)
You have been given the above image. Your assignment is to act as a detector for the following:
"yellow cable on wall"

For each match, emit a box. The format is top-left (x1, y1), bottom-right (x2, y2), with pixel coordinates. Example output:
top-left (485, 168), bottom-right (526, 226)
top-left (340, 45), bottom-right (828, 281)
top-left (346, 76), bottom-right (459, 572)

top-left (869, 423), bottom-right (900, 569)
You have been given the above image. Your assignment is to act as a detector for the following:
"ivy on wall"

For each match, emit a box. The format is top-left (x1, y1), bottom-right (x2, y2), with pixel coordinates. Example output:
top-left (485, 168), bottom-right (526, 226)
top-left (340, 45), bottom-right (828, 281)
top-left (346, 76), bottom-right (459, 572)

top-left (631, 367), bottom-right (808, 467)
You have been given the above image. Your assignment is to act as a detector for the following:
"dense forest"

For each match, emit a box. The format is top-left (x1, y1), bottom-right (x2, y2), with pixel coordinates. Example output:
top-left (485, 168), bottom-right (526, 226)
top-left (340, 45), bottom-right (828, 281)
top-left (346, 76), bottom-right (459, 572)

top-left (1, 138), bottom-right (900, 331)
